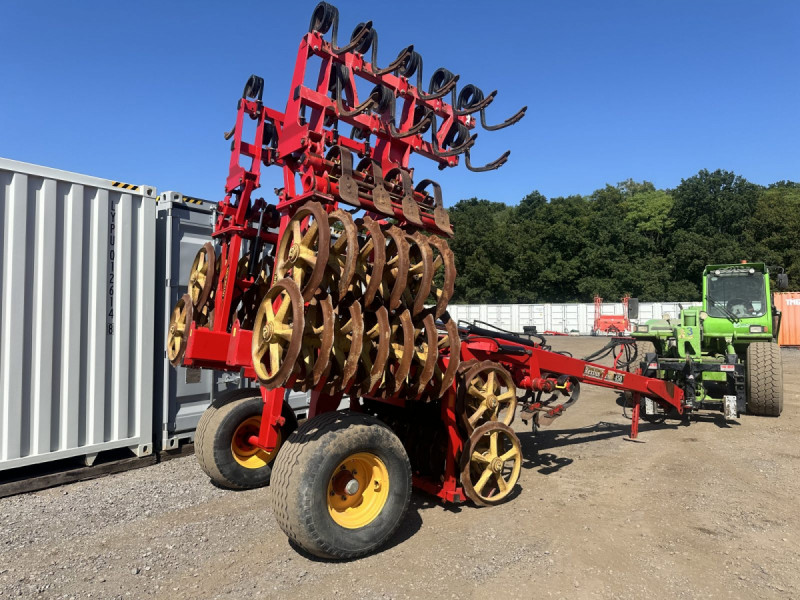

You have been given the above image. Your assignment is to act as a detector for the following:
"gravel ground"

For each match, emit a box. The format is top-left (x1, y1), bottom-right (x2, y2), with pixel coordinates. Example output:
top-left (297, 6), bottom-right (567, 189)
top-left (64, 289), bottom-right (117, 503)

top-left (1, 338), bottom-right (798, 599)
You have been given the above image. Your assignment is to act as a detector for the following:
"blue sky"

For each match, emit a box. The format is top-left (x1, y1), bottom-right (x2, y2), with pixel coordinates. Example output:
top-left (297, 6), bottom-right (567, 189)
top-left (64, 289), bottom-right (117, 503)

top-left (1, 1), bottom-right (798, 205)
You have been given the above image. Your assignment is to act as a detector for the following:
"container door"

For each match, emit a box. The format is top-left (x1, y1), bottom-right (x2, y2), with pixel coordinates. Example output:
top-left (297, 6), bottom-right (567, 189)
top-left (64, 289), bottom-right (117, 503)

top-left (776, 292), bottom-right (800, 347)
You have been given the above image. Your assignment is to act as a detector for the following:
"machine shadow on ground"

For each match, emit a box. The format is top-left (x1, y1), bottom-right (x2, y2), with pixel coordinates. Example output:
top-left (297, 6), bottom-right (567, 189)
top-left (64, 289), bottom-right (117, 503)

top-left (516, 419), bottom-right (680, 475)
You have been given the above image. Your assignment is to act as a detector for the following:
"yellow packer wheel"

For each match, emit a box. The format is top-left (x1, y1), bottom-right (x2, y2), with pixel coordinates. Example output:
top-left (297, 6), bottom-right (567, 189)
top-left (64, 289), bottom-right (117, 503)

top-left (167, 293), bottom-right (193, 367)
top-left (270, 411), bottom-right (411, 559)
top-left (195, 391), bottom-right (298, 490)
top-left (251, 279), bottom-right (305, 390)
top-left (459, 421), bottom-right (522, 506)
top-left (457, 360), bottom-right (517, 433)
top-left (188, 242), bottom-right (216, 310)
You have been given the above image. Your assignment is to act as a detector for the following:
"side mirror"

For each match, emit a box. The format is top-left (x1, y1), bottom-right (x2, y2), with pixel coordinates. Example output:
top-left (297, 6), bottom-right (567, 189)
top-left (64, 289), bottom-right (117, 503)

top-left (776, 273), bottom-right (789, 290)
top-left (628, 297), bottom-right (639, 320)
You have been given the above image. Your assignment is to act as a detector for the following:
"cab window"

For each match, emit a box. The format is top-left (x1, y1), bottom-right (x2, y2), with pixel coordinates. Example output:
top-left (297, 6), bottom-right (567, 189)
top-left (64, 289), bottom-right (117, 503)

top-left (706, 270), bottom-right (766, 318)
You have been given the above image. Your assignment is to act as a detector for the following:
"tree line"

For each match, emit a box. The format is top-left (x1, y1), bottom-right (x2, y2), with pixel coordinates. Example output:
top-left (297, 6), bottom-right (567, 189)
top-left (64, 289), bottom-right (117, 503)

top-left (447, 169), bottom-right (800, 303)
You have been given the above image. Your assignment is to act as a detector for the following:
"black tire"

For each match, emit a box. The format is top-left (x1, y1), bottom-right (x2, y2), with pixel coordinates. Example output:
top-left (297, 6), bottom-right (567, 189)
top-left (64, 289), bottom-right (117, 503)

top-left (195, 391), bottom-right (298, 489)
top-left (195, 388), bottom-right (260, 474)
top-left (746, 342), bottom-right (783, 417)
top-left (271, 411), bottom-right (412, 560)
top-left (634, 341), bottom-right (656, 369)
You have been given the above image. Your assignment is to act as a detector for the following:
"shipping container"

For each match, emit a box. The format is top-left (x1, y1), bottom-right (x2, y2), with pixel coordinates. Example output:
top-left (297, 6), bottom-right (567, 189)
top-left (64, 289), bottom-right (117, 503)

top-left (0, 158), bottom-right (156, 470)
top-left (447, 302), bottom-right (700, 335)
top-left (153, 191), bottom-right (311, 451)
top-left (153, 192), bottom-right (246, 451)
top-left (775, 292), bottom-right (800, 347)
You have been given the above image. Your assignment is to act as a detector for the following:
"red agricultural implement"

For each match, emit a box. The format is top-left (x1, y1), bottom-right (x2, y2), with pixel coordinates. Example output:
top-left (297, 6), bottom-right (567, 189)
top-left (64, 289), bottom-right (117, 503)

top-left (166, 2), bottom-right (685, 559)
top-left (593, 294), bottom-right (633, 335)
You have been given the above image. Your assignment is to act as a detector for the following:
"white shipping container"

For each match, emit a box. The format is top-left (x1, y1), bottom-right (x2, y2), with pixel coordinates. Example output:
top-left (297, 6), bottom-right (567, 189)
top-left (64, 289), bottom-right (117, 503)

top-left (448, 302), bottom-right (701, 335)
top-left (0, 158), bottom-right (156, 470)
top-left (518, 304), bottom-right (546, 333)
top-left (486, 305), bottom-right (514, 332)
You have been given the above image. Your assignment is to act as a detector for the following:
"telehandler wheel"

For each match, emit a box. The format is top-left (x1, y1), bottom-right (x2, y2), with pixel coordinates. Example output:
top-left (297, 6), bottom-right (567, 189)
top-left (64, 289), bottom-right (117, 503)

top-left (271, 411), bottom-right (412, 560)
top-left (195, 393), bottom-right (298, 490)
top-left (634, 341), bottom-right (656, 371)
top-left (746, 342), bottom-right (783, 417)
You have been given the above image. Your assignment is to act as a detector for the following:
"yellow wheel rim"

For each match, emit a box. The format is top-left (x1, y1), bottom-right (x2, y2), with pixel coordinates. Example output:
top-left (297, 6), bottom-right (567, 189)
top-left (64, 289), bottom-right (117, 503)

top-left (327, 452), bottom-right (389, 529)
top-left (230, 416), bottom-right (280, 469)
top-left (464, 425), bottom-right (522, 504)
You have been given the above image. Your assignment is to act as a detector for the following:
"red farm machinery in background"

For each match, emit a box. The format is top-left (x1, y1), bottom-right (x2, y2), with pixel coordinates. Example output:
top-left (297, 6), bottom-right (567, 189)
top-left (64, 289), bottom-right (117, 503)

top-left (165, 2), bottom-right (686, 559)
top-left (593, 294), bottom-right (636, 335)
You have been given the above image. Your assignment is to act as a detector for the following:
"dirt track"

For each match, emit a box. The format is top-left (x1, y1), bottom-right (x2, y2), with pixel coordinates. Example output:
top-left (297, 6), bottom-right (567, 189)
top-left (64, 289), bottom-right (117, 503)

top-left (2, 337), bottom-right (799, 599)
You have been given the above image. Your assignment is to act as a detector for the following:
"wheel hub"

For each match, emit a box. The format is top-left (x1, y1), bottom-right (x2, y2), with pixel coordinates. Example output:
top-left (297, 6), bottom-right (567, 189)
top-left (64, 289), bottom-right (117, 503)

top-left (327, 453), bottom-right (390, 529)
top-left (331, 470), bottom-right (358, 497)
top-left (490, 457), bottom-right (504, 473)
top-left (230, 416), bottom-right (279, 469)
top-left (261, 322), bottom-right (274, 343)
top-left (287, 243), bottom-right (300, 264)
top-left (344, 478), bottom-right (360, 496)
top-left (486, 394), bottom-right (498, 410)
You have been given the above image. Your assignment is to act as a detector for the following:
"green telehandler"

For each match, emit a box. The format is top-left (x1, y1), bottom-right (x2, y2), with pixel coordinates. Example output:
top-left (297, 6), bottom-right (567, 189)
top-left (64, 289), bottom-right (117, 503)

top-left (631, 262), bottom-right (788, 420)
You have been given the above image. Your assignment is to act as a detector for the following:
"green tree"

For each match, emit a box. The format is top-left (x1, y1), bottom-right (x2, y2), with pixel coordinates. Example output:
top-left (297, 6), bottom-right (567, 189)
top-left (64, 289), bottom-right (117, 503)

top-left (746, 183), bottom-right (800, 289)
top-left (670, 169), bottom-right (759, 238)
top-left (446, 172), bottom-right (797, 304)
top-left (624, 189), bottom-right (674, 247)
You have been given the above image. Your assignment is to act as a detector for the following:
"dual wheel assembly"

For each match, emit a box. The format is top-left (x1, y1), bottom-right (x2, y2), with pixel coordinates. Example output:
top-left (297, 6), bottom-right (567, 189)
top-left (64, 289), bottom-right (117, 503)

top-left (195, 399), bottom-right (412, 559)
top-left (193, 357), bottom-right (523, 559)
top-left (180, 199), bottom-right (522, 557)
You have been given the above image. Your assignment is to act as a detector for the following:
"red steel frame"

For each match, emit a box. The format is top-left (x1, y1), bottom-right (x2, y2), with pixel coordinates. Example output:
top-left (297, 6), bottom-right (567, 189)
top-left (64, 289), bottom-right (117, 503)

top-left (180, 27), bottom-right (477, 498)
top-left (402, 332), bottom-right (684, 502)
top-left (179, 22), bottom-right (686, 505)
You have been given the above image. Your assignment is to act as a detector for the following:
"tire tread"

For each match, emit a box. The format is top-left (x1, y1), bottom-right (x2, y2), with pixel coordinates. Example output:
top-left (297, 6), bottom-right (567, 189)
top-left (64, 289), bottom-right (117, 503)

top-left (746, 342), bottom-right (783, 417)
top-left (271, 411), bottom-right (410, 560)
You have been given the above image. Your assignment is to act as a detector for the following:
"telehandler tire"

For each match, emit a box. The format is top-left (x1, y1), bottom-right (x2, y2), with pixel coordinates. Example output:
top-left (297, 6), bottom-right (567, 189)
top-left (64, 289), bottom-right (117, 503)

top-left (270, 411), bottom-right (412, 560)
top-left (195, 390), bottom-right (298, 489)
top-left (746, 342), bottom-right (783, 417)
top-left (634, 341), bottom-right (657, 371)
